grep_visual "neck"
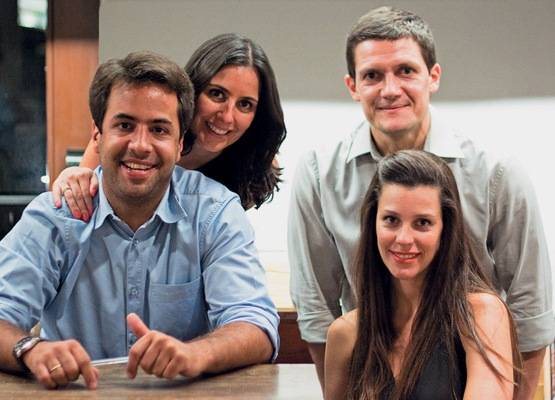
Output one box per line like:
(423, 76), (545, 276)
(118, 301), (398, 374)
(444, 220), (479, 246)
(392, 277), (424, 327)
(112, 204), (156, 232)
(105, 191), (164, 232)
(179, 143), (221, 170)
(371, 113), (431, 156)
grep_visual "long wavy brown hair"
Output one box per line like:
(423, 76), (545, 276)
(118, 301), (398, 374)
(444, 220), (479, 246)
(185, 33), (286, 209)
(347, 150), (521, 400)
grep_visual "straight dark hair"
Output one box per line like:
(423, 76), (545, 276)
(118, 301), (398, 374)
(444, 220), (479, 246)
(347, 150), (521, 399)
(185, 33), (286, 209)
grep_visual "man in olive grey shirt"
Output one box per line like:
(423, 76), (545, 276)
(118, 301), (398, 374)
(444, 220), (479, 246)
(288, 6), (553, 399)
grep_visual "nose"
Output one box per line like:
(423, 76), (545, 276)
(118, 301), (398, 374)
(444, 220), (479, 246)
(381, 74), (402, 98)
(217, 102), (234, 125)
(128, 127), (152, 155)
(395, 224), (414, 246)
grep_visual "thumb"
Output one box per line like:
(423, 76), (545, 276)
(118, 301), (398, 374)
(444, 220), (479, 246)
(127, 313), (150, 338)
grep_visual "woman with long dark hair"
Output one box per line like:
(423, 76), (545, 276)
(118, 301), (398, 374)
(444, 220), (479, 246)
(52, 33), (286, 215)
(324, 150), (520, 400)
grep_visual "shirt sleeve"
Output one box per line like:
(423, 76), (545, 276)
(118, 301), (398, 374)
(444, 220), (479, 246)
(287, 152), (346, 343)
(0, 194), (67, 332)
(200, 195), (280, 360)
(489, 157), (554, 352)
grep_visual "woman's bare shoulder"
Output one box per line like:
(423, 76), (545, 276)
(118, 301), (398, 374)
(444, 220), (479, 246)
(327, 310), (358, 344)
(465, 292), (510, 343)
(467, 292), (507, 318)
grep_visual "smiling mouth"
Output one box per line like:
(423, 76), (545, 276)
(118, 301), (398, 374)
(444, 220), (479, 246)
(377, 104), (408, 111)
(121, 161), (155, 171)
(390, 250), (420, 261)
(206, 121), (231, 136)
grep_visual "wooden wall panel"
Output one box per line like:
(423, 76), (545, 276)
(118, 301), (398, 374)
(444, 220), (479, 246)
(46, 0), (99, 187)
(275, 311), (312, 364)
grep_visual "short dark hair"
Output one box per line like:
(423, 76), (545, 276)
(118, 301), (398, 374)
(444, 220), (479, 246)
(185, 33), (286, 209)
(89, 51), (195, 142)
(346, 6), (437, 78)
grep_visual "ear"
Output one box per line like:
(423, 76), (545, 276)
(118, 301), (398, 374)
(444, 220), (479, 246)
(91, 122), (101, 154)
(177, 137), (183, 162)
(344, 74), (360, 102)
(429, 63), (441, 94)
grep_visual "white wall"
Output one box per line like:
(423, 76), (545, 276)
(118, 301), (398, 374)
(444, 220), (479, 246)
(249, 99), (555, 278)
(99, 0), (555, 296)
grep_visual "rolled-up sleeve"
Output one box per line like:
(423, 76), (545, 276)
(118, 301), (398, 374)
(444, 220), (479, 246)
(0, 194), (66, 332)
(287, 152), (345, 343)
(489, 157), (554, 352)
(201, 196), (280, 359)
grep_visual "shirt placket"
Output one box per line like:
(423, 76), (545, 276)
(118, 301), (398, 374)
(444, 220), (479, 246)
(126, 236), (145, 351)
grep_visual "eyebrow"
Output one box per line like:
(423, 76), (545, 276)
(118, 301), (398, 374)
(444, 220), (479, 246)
(380, 209), (437, 219)
(112, 113), (173, 125)
(206, 83), (259, 103)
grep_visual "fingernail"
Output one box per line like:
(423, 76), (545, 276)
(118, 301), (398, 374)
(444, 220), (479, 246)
(74, 211), (81, 219)
(55, 200), (61, 208)
(82, 212), (89, 222)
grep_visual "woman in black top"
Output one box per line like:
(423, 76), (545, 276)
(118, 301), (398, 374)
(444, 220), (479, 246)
(325, 150), (520, 400)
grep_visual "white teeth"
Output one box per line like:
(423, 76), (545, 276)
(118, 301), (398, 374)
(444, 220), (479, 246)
(125, 162), (151, 170)
(393, 252), (417, 259)
(207, 122), (229, 136)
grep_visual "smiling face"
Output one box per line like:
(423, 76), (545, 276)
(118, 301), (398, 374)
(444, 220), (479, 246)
(93, 82), (182, 213)
(376, 183), (443, 286)
(190, 65), (259, 161)
(345, 38), (441, 153)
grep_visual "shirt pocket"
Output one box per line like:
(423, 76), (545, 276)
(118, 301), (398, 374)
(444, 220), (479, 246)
(147, 277), (209, 341)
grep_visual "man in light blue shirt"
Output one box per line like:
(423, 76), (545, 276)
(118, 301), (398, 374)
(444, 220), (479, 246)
(0, 51), (278, 390)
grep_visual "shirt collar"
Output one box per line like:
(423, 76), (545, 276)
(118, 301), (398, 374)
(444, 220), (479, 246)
(423, 106), (465, 159)
(346, 120), (381, 163)
(345, 105), (464, 163)
(92, 167), (186, 230)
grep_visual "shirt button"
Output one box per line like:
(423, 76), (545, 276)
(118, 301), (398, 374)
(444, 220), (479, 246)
(128, 334), (137, 346)
(129, 287), (138, 297)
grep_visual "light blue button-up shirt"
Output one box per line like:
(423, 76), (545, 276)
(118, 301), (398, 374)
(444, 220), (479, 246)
(0, 166), (279, 360)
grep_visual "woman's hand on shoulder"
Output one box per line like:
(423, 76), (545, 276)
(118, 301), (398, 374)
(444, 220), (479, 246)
(324, 311), (358, 400)
(52, 166), (98, 221)
(463, 292), (515, 400)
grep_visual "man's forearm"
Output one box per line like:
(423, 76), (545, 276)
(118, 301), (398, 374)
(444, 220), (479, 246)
(516, 347), (547, 400)
(193, 322), (273, 374)
(0, 320), (30, 373)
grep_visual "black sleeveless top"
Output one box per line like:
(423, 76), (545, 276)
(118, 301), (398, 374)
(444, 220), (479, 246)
(380, 338), (467, 400)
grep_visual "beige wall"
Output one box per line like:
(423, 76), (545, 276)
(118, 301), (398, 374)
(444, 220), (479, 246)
(99, 0), (555, 101)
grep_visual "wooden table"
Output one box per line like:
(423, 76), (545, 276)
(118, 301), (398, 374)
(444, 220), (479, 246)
(0, 364), (322, 399)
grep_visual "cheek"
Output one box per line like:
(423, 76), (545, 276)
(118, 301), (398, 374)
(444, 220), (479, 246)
(376, 227), (390, 256)
(425, 231), (442, 258)
(194, 96), (215, 120)
(236, 113), (255, 136)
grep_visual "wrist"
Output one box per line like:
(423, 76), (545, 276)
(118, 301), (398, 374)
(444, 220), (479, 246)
(12, 336), (44, 373)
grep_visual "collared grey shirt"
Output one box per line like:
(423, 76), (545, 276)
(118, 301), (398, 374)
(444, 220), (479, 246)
(288, 107), (554, 352)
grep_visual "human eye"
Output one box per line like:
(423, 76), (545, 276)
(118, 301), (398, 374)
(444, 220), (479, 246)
(151, 125), (169, 136)
(237, 99), (256, 113)
(382, 215), (398, 225)
(207, 87), (226, 102)
(362, 70), (380, 82)
(414, 218), (432, 229)
(116, 121), (134, 132)
(399, 65), (415, 76)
